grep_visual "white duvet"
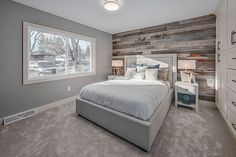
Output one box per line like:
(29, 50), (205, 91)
(80, 79), (170, 120)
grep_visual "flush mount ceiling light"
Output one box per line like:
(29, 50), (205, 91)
(104, 0), (119, 11)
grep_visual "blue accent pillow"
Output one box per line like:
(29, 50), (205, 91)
(130, 63), (160, 70)
(148, 64), (160, 69)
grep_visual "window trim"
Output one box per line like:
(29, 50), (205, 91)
(23, 22), (96, 85)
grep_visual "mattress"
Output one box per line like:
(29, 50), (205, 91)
(80, 79), (170, 120)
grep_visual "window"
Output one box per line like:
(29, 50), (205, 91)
(23, 22), (96, 84)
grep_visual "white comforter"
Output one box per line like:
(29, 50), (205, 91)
(80, 79), (170, 120)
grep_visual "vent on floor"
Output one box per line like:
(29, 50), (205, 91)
(3, 109), (36, 125)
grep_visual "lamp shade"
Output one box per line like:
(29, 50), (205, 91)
(112, 60), (123, 67)
(178, 60), (196, 70)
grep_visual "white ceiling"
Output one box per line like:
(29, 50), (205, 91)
(13, 0), (220, 34)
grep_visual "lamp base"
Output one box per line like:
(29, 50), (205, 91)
(112, 67), (123, 76)
(180, 71), (193, 83)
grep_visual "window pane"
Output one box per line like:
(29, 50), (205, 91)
(68, 37), (92, 74)
(24, 22), (95, 84)
(28, 28), (66, 79)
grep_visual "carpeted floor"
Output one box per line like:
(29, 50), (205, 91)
(0, 101), (236, 157)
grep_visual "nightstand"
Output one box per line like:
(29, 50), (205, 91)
(108, 75), (126, 80)
(175, 81), (199, 112)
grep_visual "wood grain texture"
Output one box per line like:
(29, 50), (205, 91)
(112, 14), (216, 102)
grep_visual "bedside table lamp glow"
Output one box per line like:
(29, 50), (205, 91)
(178, 60), (196, 83)
(112, 60), (124, 75)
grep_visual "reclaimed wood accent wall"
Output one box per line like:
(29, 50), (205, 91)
(112, 14), (216, 102)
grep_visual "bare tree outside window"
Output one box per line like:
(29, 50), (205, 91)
(68, 38), (91, 74)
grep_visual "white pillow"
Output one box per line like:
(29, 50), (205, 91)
(145, 69), (158, 80)
(124, 68), (136, 79)
(136, 65), (148, 72)
(132, 72), (145, 80)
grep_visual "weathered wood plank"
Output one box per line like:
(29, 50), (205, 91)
(113, 28), (215, 49)
(113, 23), (216, 42)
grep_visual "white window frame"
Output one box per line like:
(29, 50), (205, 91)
(23, 22), (96, 85)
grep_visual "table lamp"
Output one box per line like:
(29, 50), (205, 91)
(178, 60), (196, 83)
(112, 60), (124, 75)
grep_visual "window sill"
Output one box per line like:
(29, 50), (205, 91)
(23, 72), (96, 85)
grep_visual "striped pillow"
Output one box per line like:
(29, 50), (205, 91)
(158, 68), (168, 81)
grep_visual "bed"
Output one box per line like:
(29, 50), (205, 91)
(76, 54), (177, 151)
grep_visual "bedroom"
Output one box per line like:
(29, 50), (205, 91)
(0, 0), (236, 156)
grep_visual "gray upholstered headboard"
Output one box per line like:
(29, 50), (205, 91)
(124, 54), (177, 87)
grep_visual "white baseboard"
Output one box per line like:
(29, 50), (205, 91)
(0, 95), (79, 125)
(35, 95), (79, 114)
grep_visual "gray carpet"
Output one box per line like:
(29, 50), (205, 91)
(0, 101), (236, 157)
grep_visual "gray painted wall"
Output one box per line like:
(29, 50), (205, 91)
(0, 0), (112, 118)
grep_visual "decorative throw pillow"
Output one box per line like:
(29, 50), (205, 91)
(145, 69), (158, 80)
(124, 68), (136, 79)
(158, 68), (169, 81)
(148, 64), (160, 69)
(136, 64), (148, 72)
(132, 72), (145, 80)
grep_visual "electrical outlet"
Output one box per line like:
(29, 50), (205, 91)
(67, 86), (71, 92)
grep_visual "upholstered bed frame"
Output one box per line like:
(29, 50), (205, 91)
(76, 54), (177, 151)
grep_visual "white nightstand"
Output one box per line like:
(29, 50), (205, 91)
(175, 81), (199, 112)
(108, 75), (126, 80)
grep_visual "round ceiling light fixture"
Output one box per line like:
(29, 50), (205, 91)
(104, 0), (119, 11)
